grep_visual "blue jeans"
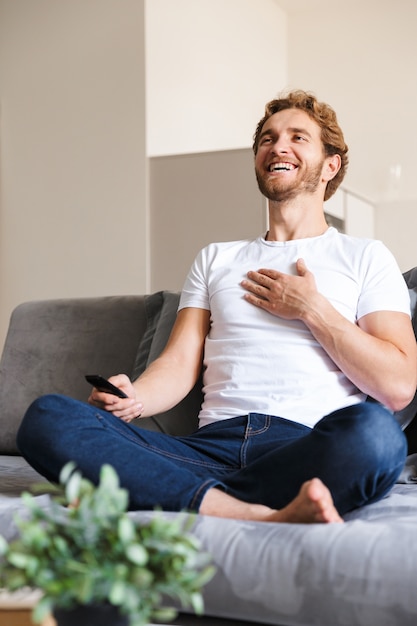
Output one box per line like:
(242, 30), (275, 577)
(17, 394), (407, 516)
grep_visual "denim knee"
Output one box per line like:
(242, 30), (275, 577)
(312, 402), (408, 512)
(18, 394), (45, 452)
(356, 402), (406, 469)
(17, 393), (76, 456)
(319, 401), (407, 475)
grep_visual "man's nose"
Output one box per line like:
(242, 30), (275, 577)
(271, 138), (289, 154)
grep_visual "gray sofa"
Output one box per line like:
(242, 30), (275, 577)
(2, 276), (417, 626)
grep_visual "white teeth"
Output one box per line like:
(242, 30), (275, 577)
(269, 163), (296, 172)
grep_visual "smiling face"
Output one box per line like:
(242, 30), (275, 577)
(254, 108), (335, 203)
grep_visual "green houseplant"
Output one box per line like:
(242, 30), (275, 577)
(0, 462), (215, 626)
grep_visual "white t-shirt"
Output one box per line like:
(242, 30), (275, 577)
(179, 228), (410, 428)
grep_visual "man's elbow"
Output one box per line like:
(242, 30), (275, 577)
(385, 380), (417, 413)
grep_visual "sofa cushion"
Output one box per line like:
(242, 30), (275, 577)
(130, 291), (202, 436)
(3, 485), (417, 625)
(0, 296), (148, 454)
(0, 455), (47, 497)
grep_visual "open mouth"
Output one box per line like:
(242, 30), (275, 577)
(268, 162), (297, 172)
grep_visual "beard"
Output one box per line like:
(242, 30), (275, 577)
(256, 158), (325, 203)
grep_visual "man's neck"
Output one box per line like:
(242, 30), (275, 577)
(266, 196), (328, 242)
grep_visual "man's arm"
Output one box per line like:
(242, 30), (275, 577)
(304, 306), (416, 412)
(242, 259), (417, 411)
(88, 307), (210, 422)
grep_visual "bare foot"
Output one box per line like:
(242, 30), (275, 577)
(199, 478), (343, 524)
(270, 478), (343, 524)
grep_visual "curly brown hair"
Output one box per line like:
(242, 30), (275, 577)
(252, 90), (348, 201)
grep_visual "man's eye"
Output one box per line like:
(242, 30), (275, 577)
(295, 135), (306, 142)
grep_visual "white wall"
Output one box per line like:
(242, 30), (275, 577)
(376, 200), (417, 272)
(279, 0), (417, 203)
(326, 188), (374, 239)
(3, 0), (414, 357)
(145, 0), (288, 293)
(0, 0), (148, 349)
(0, 0), (287, 352)
(277, 0), (417, 269)
(146, 0), (287, 156)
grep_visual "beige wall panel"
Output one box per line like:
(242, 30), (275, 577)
(0, 0), (147, 351)
(150, 149), (266, 292)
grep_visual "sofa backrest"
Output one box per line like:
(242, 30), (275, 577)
(397, 268), (417, 453)
(0, 291), (202, 456)
(2, 271), (417, 456)
(0, 296), (149, 454)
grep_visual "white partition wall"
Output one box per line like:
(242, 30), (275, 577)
(149, 149), (266, 292)
(145, 0), (287, 157)
(149, 152), (374, 293)
(325, 188), (375, 238)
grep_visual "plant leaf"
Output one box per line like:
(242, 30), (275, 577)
(190, 590), (204, 615)
(0, 534), (8, 555)
(126, 543), (148, 566)
(118, 516), (135, 544)
(32, 596), (53, 624)
(59, 461), (77, 486)
(65, 471), (82, 505)
(100, 464), (120, 491)
(109, 579), (127, 604)
(8, 552), (36, 570)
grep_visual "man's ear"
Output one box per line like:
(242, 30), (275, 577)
(322, 154), (341, 182)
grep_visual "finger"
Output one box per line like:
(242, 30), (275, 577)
(90, 389), (141, 415)
(241, 280), (269, 300)
(244, 273), (271, 294)
(88, 390), (115, 408)
(256, 268), (280, 280)
(112, 397), (142, 412)
(296, 258), (308, 275)
(90, 389), (119, 406)
(108, 373), (130, 387)
(114, 404), (143, 422)
(108, 373), (133, 396)
(243, 292), (271, 310)
(119, 414), (139, 423)
(246, 270), (274, 285)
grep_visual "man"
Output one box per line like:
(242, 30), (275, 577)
(17, 90), (417, 524)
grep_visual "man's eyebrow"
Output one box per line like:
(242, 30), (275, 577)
(290, 127), (313, 138)
(258, 126), (313, 140)
(259, 129), (274, 140)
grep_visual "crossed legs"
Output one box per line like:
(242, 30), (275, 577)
(17, 395), (406, 524)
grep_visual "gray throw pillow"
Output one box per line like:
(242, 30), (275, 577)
(130, 291), (202, 436)
(131, 291), (180, 380)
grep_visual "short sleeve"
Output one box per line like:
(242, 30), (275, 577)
(179, 246), (211, 311)
(357, 241), (411, 319)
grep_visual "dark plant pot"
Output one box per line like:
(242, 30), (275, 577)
(53, 603), (129, 626)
